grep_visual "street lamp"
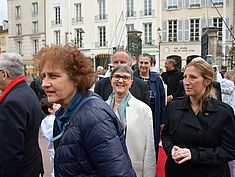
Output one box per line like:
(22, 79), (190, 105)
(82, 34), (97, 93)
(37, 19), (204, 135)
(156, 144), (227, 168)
(157, 27), (161, 71)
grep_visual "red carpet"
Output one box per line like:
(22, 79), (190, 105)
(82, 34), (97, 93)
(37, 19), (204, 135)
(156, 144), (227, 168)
(156, 147), (167, 177)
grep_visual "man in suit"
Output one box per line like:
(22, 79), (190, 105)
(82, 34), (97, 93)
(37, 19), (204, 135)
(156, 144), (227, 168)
(0, 53), (44, 177)
(94, 51), (150, 105)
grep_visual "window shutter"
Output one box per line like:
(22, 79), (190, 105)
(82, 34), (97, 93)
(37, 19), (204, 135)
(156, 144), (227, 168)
(178, 0), (183, 8)
(185, 0), (189, 8)
(162, 20), (168, 42)
(162, 0), (167, 9)
(201, 18), (206, 29)
(184, 19), (190, 41)
(201, 0), (206, 7)
(226, 17), (230, 40)
(178, 20), (183, 41)
(208, 18), (213, 27)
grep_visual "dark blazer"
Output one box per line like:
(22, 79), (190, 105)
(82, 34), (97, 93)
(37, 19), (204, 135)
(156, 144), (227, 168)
(94, 76), (150, 105)
(133, 70), (166, 150)
(0, 82), (44, 177)
(161, 68), (183, 97)
(162, 96), (235, 177)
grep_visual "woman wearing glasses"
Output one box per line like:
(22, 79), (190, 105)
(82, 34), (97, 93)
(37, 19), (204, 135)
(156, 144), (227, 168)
(106, 65), (156, 177)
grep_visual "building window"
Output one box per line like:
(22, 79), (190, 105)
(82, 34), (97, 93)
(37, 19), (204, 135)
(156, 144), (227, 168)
(144, 0), (152, 15)
(32, 21), (38, 34)
(127, 0), (134, 17)
(190, 19), (200, 41)
(167, 0), (178, 9)
(213, 18), (222, 40)
(190, 0), (200, 7)
(32, 40), (39, 54)
(99, 26), (106, 47)
(98, 0), (106, 20)
(55, 6), (61, 24)
(75, 28), (84, 47)
(16, 24), (22, 35)
(144, 23), (152, 44)
(54, 30), (61, 45)
(126, 24), (134, 32)
(15, 6), (21, 19)
(74, 3), (82, 22)
(168, 20), (177, 42)
(32, 2), (38, 16)
(17, 41), (22, 55)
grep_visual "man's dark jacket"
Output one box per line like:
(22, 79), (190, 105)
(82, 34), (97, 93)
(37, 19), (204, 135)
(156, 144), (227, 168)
(94, 76), (150, 105)
(161, 68), (183, 97)
(0, 82), (44, 177)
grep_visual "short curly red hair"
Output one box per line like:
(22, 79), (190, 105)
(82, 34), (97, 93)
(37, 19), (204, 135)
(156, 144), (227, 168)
(34, 45), (95, 92)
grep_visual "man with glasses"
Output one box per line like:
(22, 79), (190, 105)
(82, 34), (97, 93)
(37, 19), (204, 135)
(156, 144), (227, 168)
(94, 51), (150, 105)
(0, 53), (44, 177)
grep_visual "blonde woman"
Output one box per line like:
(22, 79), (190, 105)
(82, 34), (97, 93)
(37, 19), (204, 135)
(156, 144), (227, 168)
(162, 60), (235, 177)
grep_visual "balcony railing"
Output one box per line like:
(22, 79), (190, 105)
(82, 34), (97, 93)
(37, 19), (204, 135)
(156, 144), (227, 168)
(32, 11), (38, 16)
(51, 19), (62, 27)
(75, 42), (84, 48)
(168, 5), (178, 9)
(95, 41), (108, 48)
(140, 10), (155, 17)
(72, 17), (84, 24)
(190, 3), (200, 8)
(213, 2), (223, 5)
(32, 29), (38, 34)
(16, 30), (22, 36)
(143, 40), (156, 46)
(15, 14), (21, 19)
(95, 14), (108, 22)
(127, 11), (137, 18)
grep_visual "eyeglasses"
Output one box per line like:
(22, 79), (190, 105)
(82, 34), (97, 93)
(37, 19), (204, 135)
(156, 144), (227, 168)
(112, 74), (131, 82)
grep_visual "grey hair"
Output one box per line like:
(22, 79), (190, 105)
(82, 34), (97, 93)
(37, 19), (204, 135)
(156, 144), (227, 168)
(111, 65), (133, 79)
(166, 59), (177, 66)
(0, 53), (24, 78)
(112, 51), (133, 65)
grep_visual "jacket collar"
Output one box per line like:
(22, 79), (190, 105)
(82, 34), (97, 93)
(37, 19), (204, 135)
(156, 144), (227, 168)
(177, 96), (218, 113)
(175, 96), (217, 130)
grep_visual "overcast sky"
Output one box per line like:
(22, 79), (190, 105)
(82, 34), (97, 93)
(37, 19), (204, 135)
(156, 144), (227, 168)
(0, 0), (7, 25)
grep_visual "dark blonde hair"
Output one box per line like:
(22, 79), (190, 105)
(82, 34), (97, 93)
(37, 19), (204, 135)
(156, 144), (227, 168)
(224, 70), (235, 81)
(34, 45), (95, 93)
(185, 60), (217, 111)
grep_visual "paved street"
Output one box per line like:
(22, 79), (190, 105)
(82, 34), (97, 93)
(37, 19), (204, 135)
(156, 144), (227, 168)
(39, 130), (52, 177)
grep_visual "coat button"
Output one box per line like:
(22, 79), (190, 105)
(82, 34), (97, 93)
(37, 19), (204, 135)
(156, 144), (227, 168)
(199, 130), (204, 134)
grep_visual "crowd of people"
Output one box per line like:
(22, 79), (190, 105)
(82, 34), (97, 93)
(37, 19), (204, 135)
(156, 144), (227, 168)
(0, 45), (235, 177)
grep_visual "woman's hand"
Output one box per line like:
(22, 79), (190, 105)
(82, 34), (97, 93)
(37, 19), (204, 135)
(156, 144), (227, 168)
(171, 146), (192, 164)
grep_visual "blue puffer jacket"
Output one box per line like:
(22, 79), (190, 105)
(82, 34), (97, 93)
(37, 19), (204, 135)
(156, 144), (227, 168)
(53, 91), (136, 177)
